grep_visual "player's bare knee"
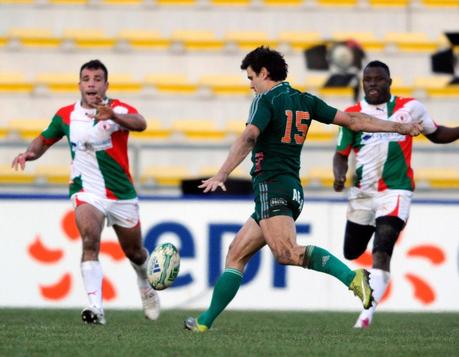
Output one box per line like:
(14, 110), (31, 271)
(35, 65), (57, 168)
(82, 236), (100, 255)
(118, 241), (144, 264)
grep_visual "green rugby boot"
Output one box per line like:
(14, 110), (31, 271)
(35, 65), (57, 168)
(349, 269), (374, 309)
(184, 317), (208, 333)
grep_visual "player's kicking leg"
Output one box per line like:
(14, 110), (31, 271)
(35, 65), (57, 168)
(261, 216), (374, 310)
(304, 245), (374, 309)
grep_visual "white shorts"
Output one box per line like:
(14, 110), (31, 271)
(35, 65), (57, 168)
(71, 192), (140, 228)
(346, 187), (412, 226)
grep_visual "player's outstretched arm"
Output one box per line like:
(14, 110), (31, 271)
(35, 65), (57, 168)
(333, 152), (348, 192)
(425, 125), (459, 144)
(11, 136), (50, 171)
(333, 110), (423, 136)
(199, 124), (259, 193)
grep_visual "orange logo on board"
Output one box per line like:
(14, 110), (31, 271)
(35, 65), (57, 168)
(354, 234), (446, 305)
(27, 210), (125, 301)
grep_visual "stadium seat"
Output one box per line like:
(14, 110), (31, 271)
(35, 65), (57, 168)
(0, 72), (34, 93)
(0, 34), (6, 48)
(7, 119), (49, 140)
(415, 167), (459, 189)
(425, 85), (459, 97)
(198, 165), (248, 178)
(299, 175), (311, 187)
(0, 164), (36, 185)
(102, 0), (145, 4)
(35, 165), (70, 185)
(224, 31), (278, 51)
(141, 165), (191, 187)
(305, 167), (335, 187)
(199, 74), (250, 95)
(414, 75), (451, 89)
(62, 29), (116, 49)
(210, 0), (251, 6)
(35, 73), (78, 93)
(421, 0), (459, 6)
(278, 31), (322, 52)
(316, 0), (358, 6)
(225, 119), (246, 136)
(262, 0), (304, 6)
(414, 76), (459, 97)
(130, 119), (173, 140)
(171, 119), (226, 140)
(307, 122), (338, 142)
(330, 32), (385, 52)
(286, 76), (306, 93)
(144, 73), (198, 94)
(117, 29), (171, 49)
(0, 0), (34, 3)
(108, 74), (143, 93)
(368, 0), (410, 6)
(391, 76), (414, 97)
(0, 125), (8, 139)
(383, 32), (439, 52)
(155, 0), (198, 5)
(7, 28), (61, 48)
(171, 30), (224, 51)
(318, 86), (354, 97)
(301, 74), (328, 91)
(48, 0), (88, 4)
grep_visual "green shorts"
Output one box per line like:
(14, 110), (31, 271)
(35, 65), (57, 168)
(251, 175), (304, 223)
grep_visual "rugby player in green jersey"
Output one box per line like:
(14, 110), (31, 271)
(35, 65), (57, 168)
(184, 47), (422, 332)
(333, 60), (459, 328)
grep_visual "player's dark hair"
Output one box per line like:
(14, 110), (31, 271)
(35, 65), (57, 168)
(240, 46), (288, 81)
(364, 60), (390, 77)
(80, 59), (108, 82)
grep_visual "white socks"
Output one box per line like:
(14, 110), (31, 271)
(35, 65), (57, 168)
(356, 268), (390, 324)
(130, 250), (151, 290)
(81, 260), (104, 312)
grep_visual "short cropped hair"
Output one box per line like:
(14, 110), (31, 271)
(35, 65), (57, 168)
(80, 59), (108, 81)
(240, 46), (288, 81)
(364, 60), (390, 77)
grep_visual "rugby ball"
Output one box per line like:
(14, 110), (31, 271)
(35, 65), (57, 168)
(147, 243), (180, 290)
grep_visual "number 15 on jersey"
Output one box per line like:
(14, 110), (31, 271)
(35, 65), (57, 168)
(281, 110), (310, 145)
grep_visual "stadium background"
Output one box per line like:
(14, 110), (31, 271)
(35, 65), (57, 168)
(0, 0), (458, 312)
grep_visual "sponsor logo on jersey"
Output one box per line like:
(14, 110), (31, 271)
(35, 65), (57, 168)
(361, 132), (406, 144)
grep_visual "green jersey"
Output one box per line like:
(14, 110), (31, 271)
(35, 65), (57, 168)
(247, 82), (337, 182)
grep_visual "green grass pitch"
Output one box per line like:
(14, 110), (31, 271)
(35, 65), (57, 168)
(1, 309), (457, 356)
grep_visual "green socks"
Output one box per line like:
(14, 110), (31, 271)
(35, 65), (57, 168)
(304, 245), (355, 286)
(197, 268), (243, 328)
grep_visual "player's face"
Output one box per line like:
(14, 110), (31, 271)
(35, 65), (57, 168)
(362, 67), (392, 105)
(246, 66), (269, 94)
(79, 68), (109, 108)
